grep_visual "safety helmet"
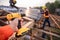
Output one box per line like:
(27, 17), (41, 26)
(13, 0), (16, 3)
(42, 6), (47, 10)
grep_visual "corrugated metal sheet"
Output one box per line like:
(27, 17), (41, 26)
(25, 9), (42, 21)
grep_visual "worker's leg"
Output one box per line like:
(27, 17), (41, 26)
(13, 3), (19, 9)
(10, 3), (14, 8)
(11, 3), (14, 7)
(13, 3), (15, 6)
(10, 3), (13, 7)
(47, 18), (51, 27)
(42, 19), (47, 29)
(42, 33), (46, 38)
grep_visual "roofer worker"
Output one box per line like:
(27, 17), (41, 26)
(9, 0), (19, 10)
(41, 8), (51, 38)
(42, 8), (51, 29)
(0, 13), (22, 40)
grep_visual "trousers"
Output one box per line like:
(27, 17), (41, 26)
(42, 18), (51, 29)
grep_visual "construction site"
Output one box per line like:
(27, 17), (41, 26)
(0, 0), (60, 40)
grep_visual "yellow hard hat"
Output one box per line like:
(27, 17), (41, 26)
(13, 0), (16, 1)
(13, 0), (16, 3)
(7, 13), (21, 21)
(42, 6), (47, 10)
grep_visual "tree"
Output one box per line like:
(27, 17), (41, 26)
(34, 7), (40, 9)
(46, 2), (55, 14)
(54, 1), (60, 8)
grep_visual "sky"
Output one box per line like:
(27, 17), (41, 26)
(0, 0), (55, 8)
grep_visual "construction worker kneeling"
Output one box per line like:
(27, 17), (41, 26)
(42, 8), (51, 29)
(0, 13), (22, 40)
(7, 13), (31, 38)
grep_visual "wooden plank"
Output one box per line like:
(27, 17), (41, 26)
(0, 16), (6, 18)
(0, 20), (7, 26)
(52, 15), (60, 22)
(35, 28), (60, 38)
(50, 14), (60, 29)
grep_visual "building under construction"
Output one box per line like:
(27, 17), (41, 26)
(0, 0), (60, 40)
(0, 7), (60, 40)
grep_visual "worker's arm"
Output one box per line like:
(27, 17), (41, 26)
(0, 18), (21, 40)
(0, 25), (14, 40)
